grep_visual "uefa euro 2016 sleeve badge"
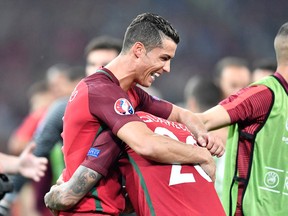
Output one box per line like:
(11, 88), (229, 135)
(114, 98), (134, 115)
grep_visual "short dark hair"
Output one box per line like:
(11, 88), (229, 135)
(27, 80), (49, 99)
(122, 12), (179, 53)
(66, 66), (86, 81)
(184, 76), (221, 112)
(214, 56), (249, 81)
(84, 36), (122, 57)
(46, 64), (84, 82)
(252, 58), (277, 72)
(46, 63), (70, 79)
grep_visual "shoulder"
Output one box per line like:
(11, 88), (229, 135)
(220, 85), (272, 106)
(220, 85), (273, 123)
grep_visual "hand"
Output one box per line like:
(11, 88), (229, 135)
(198, 132), (225, 157)
(18, 143), (48, 181)
(199, 152), (216, 182)
(43, 174), (64, 213)
(44, 184), (61, 212)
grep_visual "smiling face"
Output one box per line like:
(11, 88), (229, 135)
(136, 37), (177, 87)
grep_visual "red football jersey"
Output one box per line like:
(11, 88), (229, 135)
(119, 112), (226, 216)
(60, 68), (172, 215)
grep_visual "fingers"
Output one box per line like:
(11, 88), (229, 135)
(205, 134), (225, 157)
(197, 135), (207, 147)
(32, 168), (46, 182)
(29, 156), (48, 182)
(38, 157), (49, 169)
(208, 143), (225, 157)
(33, 175), (41, 182)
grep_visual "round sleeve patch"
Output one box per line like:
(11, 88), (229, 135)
(114, 98), (134, 115)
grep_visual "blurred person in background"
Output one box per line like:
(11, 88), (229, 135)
(213, 56), (251, 100)
(211, 57), (252, 200)
(184, 75), (221, 113)
(197, 22), (288, 215)
(85, 35), (122, 76)
(251, 58), (277, 82)
(183, 75), (225, 200)
(46, 64), (75, 98)
(6, 80), (54, 216)
(8, 80), (55, 156)
(1, 65), (85, 216)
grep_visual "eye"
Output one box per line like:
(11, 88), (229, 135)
(161, 56), (170, 61)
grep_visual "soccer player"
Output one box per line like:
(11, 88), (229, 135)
(61, 11), (223, 180)
(45, 112), (224, 216)
(119, 112), (225, 215)
(197, 22), (288, 215)
(44, 12), (224, 215)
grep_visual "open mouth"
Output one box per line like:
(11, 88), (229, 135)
(151, 72), (160, 81)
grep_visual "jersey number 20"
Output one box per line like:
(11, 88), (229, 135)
(154, 127), (212, 186)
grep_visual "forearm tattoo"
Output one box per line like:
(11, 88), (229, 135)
(71, 167), (98, 194)
(46, 166), (100, 211)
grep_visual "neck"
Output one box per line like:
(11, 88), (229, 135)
(276, 65), (288, 82)
(106, 55), (137, 92)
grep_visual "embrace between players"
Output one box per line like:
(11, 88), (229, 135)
(44, 12), (225, 216)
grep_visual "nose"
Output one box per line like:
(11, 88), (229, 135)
(163, 61), (171, 73)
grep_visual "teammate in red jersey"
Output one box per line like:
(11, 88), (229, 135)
(119, 112), (225, 216)
(45, 111), (224, 216)
(197, 22), (288, 215)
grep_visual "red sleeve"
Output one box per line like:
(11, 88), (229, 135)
(81, 130), (122, 177)
(219, 85), (273, 124)
(88, 81), (142, 135)
(132, 86), (173, 119)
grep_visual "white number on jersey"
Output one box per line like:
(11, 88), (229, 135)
(154, 127), (212, 186)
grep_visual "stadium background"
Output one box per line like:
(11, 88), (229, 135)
(0, 0), (287, 152)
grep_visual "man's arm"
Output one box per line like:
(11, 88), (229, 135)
(33, 99), (67, 157)
(117, 121), (215, 167)
(44, 165), (102, 211)
(0, 143), (47, 181)
(196, 105), (231, 131)
(168, 104), (226, 157)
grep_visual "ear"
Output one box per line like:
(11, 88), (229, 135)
(132, 42), (145, 58)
